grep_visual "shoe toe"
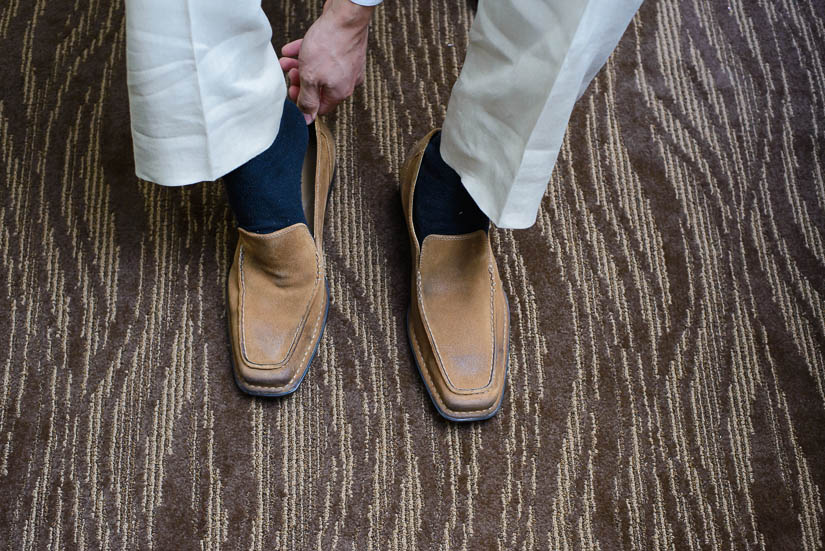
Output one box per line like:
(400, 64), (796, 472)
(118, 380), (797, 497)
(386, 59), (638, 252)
(228, 225), (328, 396)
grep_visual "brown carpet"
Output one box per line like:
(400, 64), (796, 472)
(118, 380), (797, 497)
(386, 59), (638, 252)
(2, 0), (825, 549)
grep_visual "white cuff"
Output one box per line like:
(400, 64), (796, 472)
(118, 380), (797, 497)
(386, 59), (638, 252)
(349, 0), (382, 5)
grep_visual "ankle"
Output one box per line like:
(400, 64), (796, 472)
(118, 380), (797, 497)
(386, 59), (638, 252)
(413, 131), (489, 244)
(224, 100), (309, 233)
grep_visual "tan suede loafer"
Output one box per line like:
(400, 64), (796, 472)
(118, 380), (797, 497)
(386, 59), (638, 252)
(227, 118), (335, 396)
(400, 129), (509, 421)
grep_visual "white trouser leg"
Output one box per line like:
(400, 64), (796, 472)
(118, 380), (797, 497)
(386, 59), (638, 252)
(441, 0), (643, 229)
(125, 0), (286, 186)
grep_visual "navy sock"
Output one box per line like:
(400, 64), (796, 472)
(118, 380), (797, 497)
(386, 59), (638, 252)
(413, 131), (489, 244)
(223, 100), (308, 234)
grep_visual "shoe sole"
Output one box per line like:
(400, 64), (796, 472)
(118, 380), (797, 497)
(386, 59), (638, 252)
(404, 294), (510, 422)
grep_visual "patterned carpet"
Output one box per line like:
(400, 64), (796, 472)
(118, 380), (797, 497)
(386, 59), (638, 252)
(2, 0), (825, 549)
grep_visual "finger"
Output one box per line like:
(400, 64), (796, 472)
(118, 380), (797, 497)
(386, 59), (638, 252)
(296, 80), (320, 124)
(281, 39), (302, 58)
(288, 68), (299, 86)
(318, 89), (345, 116)
(279, 57), (299, 72)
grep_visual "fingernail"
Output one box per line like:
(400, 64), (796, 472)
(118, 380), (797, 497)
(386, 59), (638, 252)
(303, 113), (314, 125)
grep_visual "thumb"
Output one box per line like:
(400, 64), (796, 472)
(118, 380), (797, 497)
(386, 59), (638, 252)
(281, 38), (302, 59)
(296, 79), (320, 124)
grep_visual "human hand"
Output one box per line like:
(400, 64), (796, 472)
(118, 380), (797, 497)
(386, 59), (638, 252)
(279, 0), (374, 124)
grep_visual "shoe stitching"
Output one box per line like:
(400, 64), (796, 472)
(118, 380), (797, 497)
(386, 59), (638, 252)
(239, 223), (304, 240)
(489, 262), (496, 377)
(422, 232), (485, 243)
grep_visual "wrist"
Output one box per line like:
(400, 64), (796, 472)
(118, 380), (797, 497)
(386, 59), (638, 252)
(328, 0), (374, 29)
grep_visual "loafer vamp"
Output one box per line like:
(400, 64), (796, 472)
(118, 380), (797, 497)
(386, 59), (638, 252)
(410, 236), (508, 419)
(239, 225), (320, 366)
(419, 232), (495, 391)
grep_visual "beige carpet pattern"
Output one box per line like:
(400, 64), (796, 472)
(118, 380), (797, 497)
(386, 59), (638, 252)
(1, 0), (824, 549)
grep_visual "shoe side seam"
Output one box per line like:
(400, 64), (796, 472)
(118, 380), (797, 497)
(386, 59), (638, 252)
(488, 261), (495, 381)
